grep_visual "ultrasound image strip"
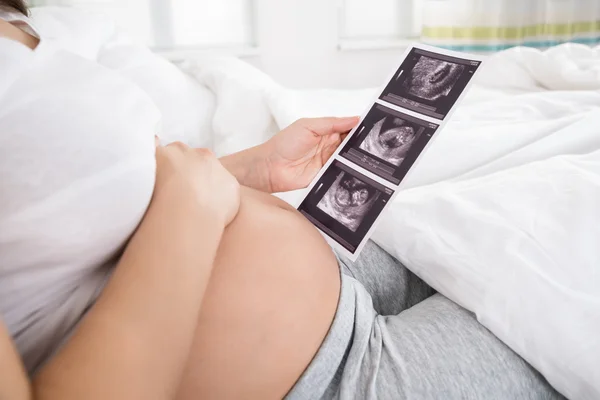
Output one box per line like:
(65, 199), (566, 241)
(339, 103), (440, 186)
(379, 47), (482, 120)
(298, 160), (394, 256)
(298, 44), (483, 260)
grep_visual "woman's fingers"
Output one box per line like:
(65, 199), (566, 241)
(320, 133), (344, 164)
(300, 116), (360, 136)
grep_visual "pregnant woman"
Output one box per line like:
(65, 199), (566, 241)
(0, 2), (562, 399)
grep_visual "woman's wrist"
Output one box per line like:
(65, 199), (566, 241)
(220, 144), (272, 192)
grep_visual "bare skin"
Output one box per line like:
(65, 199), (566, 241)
(0, 15), (38, 50)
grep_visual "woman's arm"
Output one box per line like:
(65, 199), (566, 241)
(0, 188), (221, 400)
(0, 321), (31, 400)
(0, 19), (39, 50)
(31, 144), (239, 400)
(220, 117), (358, 193)
(220, 145), (268, 191)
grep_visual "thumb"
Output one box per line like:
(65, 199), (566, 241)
(302, 116), (360, 136)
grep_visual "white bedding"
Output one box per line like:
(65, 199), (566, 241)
(30, 7), (600, 400)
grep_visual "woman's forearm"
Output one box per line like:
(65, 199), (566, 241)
(34, 189), (223, 400)
(220, 145), (272, 192)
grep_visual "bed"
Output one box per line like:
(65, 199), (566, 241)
(31, 6), (600, 400)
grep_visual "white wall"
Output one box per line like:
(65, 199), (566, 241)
(33, 0), (406, 89)
(243, 0), (408, 89)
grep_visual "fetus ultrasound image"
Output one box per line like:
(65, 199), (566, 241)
(380, 48), (481, 120)
(359, 115), (419, 167)
(340, 104), (439, 185)
(317, 173), (380, 232)
(404, 57), (465, 102)
(298, 161), (394, 254)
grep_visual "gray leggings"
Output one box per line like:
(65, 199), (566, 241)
(287, 241), (563, 400)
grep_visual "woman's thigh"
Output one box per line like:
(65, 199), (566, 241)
(339, 293), (563, 400)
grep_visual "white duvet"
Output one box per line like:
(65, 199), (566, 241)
(31, 7), (600, 400)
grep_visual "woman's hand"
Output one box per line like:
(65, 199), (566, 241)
(263, 117), (359, 193)
(219, 116), (359, 193)
(155, 141), (240, 226)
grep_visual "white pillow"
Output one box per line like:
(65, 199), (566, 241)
(30, 6), (216, 148)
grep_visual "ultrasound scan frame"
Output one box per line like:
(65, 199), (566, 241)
(339, 104), (440, 185)
(298, 160), (394, 254)
(379, 48), (481, 120)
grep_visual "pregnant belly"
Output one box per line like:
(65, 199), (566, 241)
(177, 186), (341, 400)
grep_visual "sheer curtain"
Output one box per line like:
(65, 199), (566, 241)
(419, 0), (600, 52)
(29, 0), (255, 49)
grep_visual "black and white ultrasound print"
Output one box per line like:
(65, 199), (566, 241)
(379, 47), (482, 120)
(317, 172), (381, 232)
(339, 103), (439, 186)
(298, 160), (395, 258)
(358, 116), (419, 167)
(298, 45), (483, 260)
(402, 56), (466, 102)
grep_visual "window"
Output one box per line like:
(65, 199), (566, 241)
(30, 0), (255, 50)
(339, 0), (423, 49)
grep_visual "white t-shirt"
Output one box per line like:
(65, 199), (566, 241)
(0, 8), (160, 373)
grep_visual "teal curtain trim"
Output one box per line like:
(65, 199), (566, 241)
(424, 36), (600, 52)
